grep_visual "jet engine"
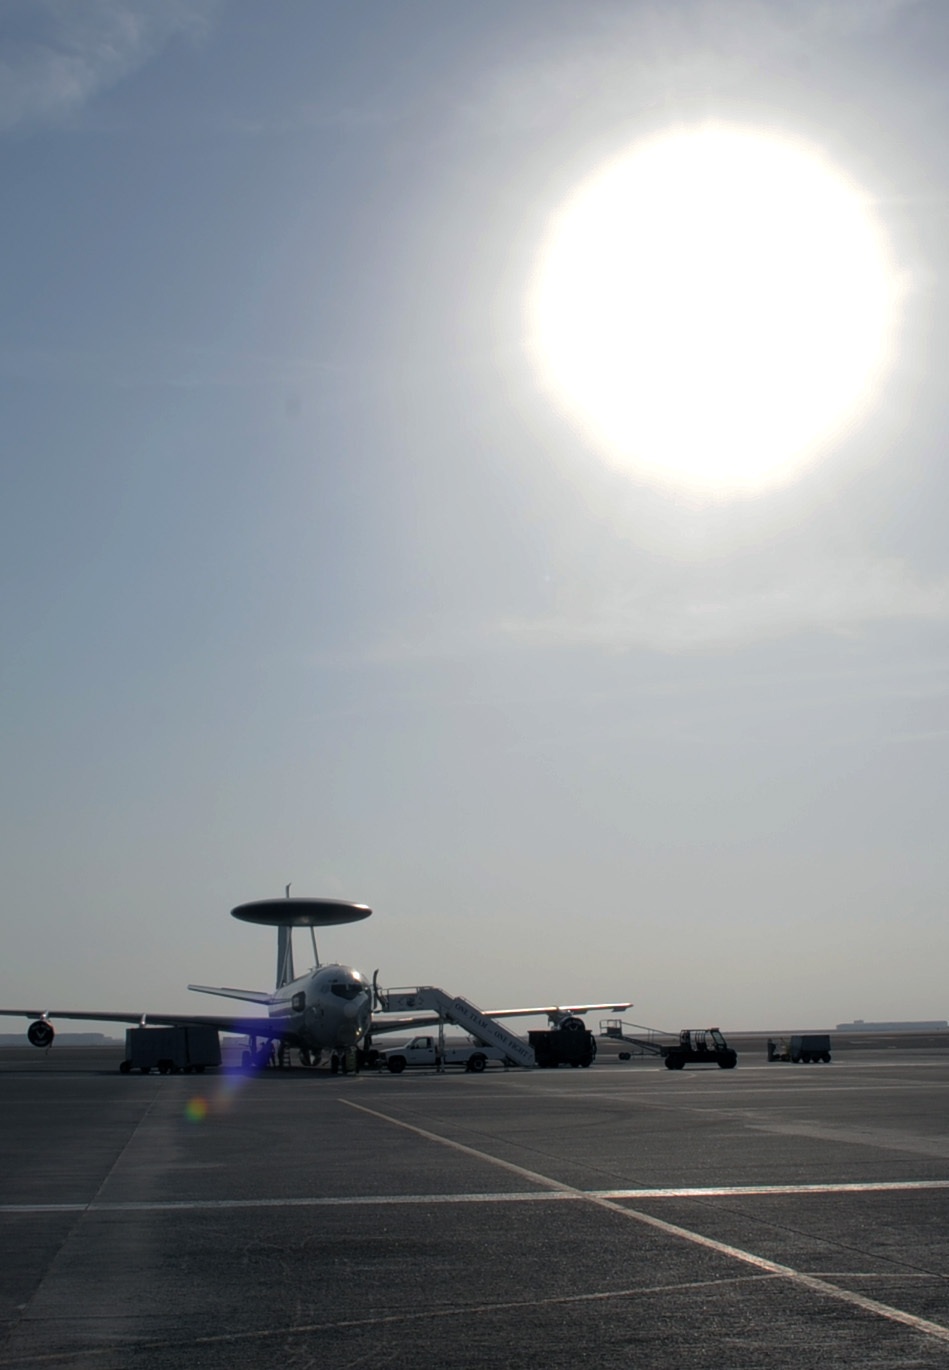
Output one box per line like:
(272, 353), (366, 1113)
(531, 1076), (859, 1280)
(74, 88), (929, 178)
(27, 1020), (55, 1049)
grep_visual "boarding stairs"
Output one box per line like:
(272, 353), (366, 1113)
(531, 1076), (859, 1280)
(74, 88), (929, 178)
(600, 1019), (667, 1057)
(377, 987), (536, 1068)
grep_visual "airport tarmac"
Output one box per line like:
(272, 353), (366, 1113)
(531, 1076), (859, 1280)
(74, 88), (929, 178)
(2, 1040), (949, 1368)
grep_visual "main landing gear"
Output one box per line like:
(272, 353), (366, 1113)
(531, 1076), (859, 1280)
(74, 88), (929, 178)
(330, 1048), (360, 1075)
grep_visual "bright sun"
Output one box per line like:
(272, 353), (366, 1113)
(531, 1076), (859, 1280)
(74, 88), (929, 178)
(527, 124), (900, 496)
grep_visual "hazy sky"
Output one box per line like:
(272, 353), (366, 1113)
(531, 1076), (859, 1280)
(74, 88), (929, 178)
(3, 0), (949, 1032)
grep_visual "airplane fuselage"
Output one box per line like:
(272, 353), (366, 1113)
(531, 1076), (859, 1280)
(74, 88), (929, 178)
(269, 963), (372, 1055)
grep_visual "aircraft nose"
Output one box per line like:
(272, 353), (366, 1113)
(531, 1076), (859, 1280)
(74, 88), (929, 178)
(337, 992), (371, 1045)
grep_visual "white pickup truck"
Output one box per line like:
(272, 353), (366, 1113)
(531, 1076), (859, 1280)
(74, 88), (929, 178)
(380, 1034), (508, 1074)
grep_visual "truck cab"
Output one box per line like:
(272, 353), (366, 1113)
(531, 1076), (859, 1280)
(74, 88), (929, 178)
(379, 1035), (508, 1074)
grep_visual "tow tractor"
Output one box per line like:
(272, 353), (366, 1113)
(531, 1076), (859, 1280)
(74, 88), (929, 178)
(663, 1027), (737, 1070)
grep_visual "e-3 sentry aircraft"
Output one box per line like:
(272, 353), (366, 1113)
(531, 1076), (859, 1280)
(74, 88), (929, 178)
(0, 897), (632, 1071)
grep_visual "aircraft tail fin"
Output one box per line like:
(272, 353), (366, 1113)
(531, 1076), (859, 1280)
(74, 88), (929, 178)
(187, 984), (275, 1005)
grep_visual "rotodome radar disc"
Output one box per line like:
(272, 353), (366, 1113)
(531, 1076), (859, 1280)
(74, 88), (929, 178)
(231, 898), (372, 927)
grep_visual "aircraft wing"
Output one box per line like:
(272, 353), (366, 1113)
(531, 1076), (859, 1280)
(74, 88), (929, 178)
(370, 1015), (439, 1035)
(0, 1008), (297, 1040)
(369, 1002), (633, 1035)
(482, 1002), (633, 1019)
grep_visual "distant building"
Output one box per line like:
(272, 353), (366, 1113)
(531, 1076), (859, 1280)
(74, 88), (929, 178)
(835, 1020), (948, 1031)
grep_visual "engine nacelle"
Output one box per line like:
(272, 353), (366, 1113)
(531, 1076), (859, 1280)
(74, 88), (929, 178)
(27, 1020), (55, 1049)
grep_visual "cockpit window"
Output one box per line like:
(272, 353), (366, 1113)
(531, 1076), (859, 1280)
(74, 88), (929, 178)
(330, 982), (366, 1000)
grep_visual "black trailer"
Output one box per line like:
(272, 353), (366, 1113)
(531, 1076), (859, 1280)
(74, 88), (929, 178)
(767, 1034), (832, 1063)
(121, 1026), (221, 1075)
(529, 1019), (597, 1068)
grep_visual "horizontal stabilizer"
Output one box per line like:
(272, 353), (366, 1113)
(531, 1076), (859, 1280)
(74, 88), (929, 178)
(187, 984), (274, 1005)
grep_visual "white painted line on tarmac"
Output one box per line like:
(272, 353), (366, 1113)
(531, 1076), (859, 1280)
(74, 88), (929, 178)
(343, 1099), (949, 1348)
(1, 1269), (947, 1367)
(4, 1176), (949, 1214)
(0, 1192), (573, 1213)
(0, 1275), (788, 1365)
(594, 1180), (949, 1198)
